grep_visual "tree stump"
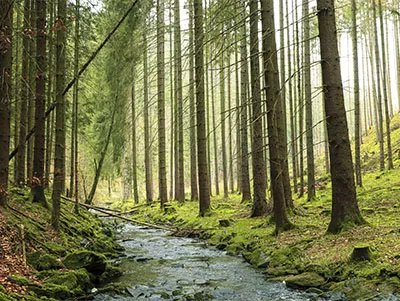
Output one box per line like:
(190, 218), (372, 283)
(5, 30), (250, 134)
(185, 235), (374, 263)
(351, 245), (371, 261)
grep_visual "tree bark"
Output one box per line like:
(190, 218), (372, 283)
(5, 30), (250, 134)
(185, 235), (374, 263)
(316, 0), (365, 234)
(157, 0), (168, 208)
(131, 66), (139, 204)
(220, 54), (228, 199)
(249, 0), (267, 217)
(52, 0), (67, 230)
(0, 0), (13, 206)
(260, 0), (293, 233)
(194, 0), (211, 216)
(32, 0), (47, 207)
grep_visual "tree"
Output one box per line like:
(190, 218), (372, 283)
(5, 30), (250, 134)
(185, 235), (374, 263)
(316, 0), (365, 234)
(260, 0), (293, 233)
(31, 0), (48, 207)
(131, 66), (139, 204)
(194, 0), (210, 216)
(52, 0), (67, 230)
(188, 0), (199, 201)
(240, 3), (251, 202)
(174, 0), (185, 203)
(0, 0), (13, 206)
(351, 0), (362, 187)
(157, 0), (168, 208)
(249, 0), (268, 217)
(219, 52), (228, 199)
(303, 0), (315, 201)
(143, 23), (153, 204)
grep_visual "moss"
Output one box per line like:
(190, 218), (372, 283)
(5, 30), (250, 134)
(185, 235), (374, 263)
(0, 285), (3, 292)
(8, 275), (29, 286)
(285, 272), (326, 289)
(0, 292), (11, 301)
(98, 265), (122, 285)
(27, 252), (62, 271)
(43, 242), (66, 257)
(31, 283), (73, 300)
(63, 250), (107, 275)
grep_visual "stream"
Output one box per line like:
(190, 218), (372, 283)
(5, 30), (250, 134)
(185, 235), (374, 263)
(95, 223), (323, 301)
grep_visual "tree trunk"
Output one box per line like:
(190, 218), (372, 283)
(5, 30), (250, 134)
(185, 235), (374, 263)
(303, 0), (315, 201)
(13, 3), (21, 184)
(131, 66), (139, 204)
(249, 0), (267, 217)
(220, 55), (228, 198)
(0, 0), (13, 206)
(372, 0), (385, 170)
(32, 0), (47, 207)
(240, 9), (251, 202)
(234, 12), (241, 194)
(194, 0), (211, 216)
(168, 0), (174, 200)
(260, 0), (293, 233)
(351, 0), (362, 187)
(211, 60), (220, 195)
(52, 0), (67, 230)
(143, 26), (153, 204)
(378, 0), (393, 169)
(157, 0), (168, 208)
(17, 0), (31, 187)
(316, 0), (365, 234)
(395, 14), (400, 115)
(227, 56), (234, 194)
(188, 0), (199, 201)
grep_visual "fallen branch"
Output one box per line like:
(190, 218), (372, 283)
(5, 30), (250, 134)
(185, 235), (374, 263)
(61, 196), (172, 231)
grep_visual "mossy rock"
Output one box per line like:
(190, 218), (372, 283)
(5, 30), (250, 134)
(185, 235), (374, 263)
(27, 252), (62, 271)
(63, 250), (107, 275)
(31, 283), (73, 300)
(45, 269), (91, 292)
(98, 265), (122, 285)
(285, 272), (325, 289)
(267, 267), (298, 277)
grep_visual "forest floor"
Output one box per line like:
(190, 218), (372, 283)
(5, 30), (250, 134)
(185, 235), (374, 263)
(112, 113), (400, 300)
(0, 190), (126, 300)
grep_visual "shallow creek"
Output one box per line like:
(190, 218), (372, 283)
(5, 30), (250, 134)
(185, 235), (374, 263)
(96, 223), (321, 300)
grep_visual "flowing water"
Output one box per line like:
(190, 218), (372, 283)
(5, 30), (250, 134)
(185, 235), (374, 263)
(96, 223), (322, 301)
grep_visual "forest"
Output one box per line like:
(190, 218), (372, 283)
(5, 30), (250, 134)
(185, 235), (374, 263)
(0, 0), (400, 300)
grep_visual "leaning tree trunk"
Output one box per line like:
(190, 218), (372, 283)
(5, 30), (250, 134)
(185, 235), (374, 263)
(157, 0), (168, 208)
(249, 0), (268, 217)
(52, 0), (67, 231)
(194, 0), (211, 216)
(316, 0), (365, 234)
(0, 0), (13, 206)
(32, 0), (48, 207)
(260, 0), (293, 233)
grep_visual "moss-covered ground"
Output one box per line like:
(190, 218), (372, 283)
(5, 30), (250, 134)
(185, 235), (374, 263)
(113, 113), (400, 300)
(0, 189), (125, 300)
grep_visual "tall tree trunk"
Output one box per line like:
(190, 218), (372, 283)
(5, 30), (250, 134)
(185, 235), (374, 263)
(188, 0), (199, 201)
(316, 0), (365, 234)
(0, 0), (13, 206)
(168, 0), (174, 200)
(351, 0), (362, 187)
(211, 60), (220, 195)
(227, 56), (234, 194)
(194, 0), (210, 216)
(158, 0), (168, 208)
(73, 0), (80, 213)
(45, 0), (55, 187)
(13, 3), (21, 184)
(378, 0), (393, 169)
(372, 0), (385, 170)
(260, 0), (293, 233)
(279, 0), (293, 209)
(395, 14), (400, 114)
(131, 66), (139, 204)
(249, 0), (267, 217)
(174, 0), (185, 202)
(52, 0), (67, 230)
(220, 54), (228, 198)
(303, 0), (315, 201)
(32, 0), (47, 206)
(234, 12), (241, 194)
(17, 0), (30, 187)
(286, 0), (297, 193)
(143, 26), (153, 204)
(240, 15), (251, 202)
